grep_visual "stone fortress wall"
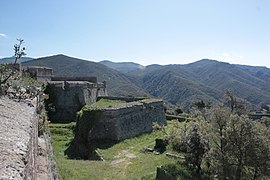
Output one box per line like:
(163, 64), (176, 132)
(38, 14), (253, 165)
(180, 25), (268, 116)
(88, 99), (166, 141)
(45, 77), (107, 123)
(71, 98), (167, 159)
(23, 65), (108, 123)
(23, 66), (53, 81)
(0, 96), (58, 180)
(0, 97), (37, 180)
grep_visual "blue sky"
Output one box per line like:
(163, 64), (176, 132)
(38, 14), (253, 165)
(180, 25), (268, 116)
(1, 0), (270, 67)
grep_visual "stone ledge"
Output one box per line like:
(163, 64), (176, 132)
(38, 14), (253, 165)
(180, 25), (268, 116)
(0, 97), (37, 180)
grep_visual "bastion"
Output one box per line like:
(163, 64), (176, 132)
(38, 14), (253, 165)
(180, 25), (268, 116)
(45, 78), (107, 123)
(68, 98), (166, 159)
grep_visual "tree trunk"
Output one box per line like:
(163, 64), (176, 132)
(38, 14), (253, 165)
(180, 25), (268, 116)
(253, 168), (258, 180)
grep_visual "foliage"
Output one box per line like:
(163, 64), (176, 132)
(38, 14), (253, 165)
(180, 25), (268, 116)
(0, 39), (26, 88)
(166, 91), (270, 180)
(159, 162), (210, 180)
(153, 120), (191, 153)
(223, 89), (250, 115)
(185, 124), (209, 178)
(259, 116), (270, 127)
(204, 107), (270, 179)
(0, 39), (42, 100)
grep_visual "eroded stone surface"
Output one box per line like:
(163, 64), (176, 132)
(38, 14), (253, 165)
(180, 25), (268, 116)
(0, 97), (35, 180)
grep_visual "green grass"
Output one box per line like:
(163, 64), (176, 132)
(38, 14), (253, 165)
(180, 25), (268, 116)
(49, 121), (182, 180)
(90, 98), (126, 108)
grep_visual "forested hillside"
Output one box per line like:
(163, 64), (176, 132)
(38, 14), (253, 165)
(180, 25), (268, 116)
(104, 59), (270, 109)
(22, 55), (147, 97)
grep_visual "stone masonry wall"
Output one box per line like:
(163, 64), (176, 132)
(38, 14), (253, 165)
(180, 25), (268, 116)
(45, 81), (107, 123)
(0, 97), (37, 180)
(71, 99), (166, 159)
(88, 99), (167, 141)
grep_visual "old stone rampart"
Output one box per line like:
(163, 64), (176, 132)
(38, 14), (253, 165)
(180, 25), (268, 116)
(0, 96), (59, 180)
(88, 99), (166, 141)
(97, 96), (147, 102)
(0, 97), (37, 179)
(45, 81), (107, 123)
(23, 66), (53, 81)
(69, 99), (166, 159)
(51, 76), (97, 83)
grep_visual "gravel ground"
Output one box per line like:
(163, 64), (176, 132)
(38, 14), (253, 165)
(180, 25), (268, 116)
(0, 97), (35, 180)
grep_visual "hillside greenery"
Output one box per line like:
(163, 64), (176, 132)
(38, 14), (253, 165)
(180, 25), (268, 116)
(89, 98), (126, 108)
(124, 59), (270, 110)
(22, 55), (270, 110)
(22, 54), (147, 97)
(99, 60), (145, 74)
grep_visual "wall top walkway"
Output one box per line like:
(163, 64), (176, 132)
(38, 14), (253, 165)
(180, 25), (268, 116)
(0, 97), (36, 180)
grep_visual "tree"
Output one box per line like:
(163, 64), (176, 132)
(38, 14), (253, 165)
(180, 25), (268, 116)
(244, 122), (270, 179)
(185, 123), (209, 178)
(207, 109), (270, 179)
(0, 39), (26, 93)
(223, 90), (249, 115)
(207, 106), (232, 179)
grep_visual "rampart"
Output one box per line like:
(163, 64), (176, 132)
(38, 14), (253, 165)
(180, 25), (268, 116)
(51, 76), (97, 83)
(97, 96), (147, 102)
(23, 66), (53, 81)
(45, 81), (107, 123)
(0, 97), (37, 179)
(69, 99), (166, 159)
(0, 96), (58, 180)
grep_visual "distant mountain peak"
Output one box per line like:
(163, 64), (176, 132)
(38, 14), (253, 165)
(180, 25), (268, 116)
(0, 56), (33, 63)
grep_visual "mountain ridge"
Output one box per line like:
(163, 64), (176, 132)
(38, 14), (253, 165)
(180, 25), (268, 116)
(103, 58), (270, 109)
(21, 55), (270, 109)
(22, 54), (148, 97)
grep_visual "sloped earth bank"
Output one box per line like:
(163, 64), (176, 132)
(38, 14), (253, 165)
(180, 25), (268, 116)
(0, 97), (57, 180)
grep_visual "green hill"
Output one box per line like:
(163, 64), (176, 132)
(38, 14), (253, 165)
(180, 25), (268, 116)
(120, 59), (270, 109)
(23, 55), (270, 109)
(22, 55), (147, 97)
(99, 60), (145, 74)
(0, 57), (33, 63)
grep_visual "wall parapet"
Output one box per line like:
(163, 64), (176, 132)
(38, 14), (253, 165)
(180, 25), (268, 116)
(97, 96), (147, 102)
(0, 97), (37, 179)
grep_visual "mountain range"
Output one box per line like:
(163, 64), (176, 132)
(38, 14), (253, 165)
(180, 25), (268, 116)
(20, 54), (270, 110)
(0, 57), (33, 63)
(22, 55), (147, 97)
(99, 60), (145, 74)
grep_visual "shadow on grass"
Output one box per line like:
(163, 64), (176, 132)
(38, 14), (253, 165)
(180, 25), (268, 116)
(64, 129), (165, 160)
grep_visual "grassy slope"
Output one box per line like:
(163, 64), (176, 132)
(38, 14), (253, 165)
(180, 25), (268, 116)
(90, 98), (126, 108)
(49, 122), (180, 180)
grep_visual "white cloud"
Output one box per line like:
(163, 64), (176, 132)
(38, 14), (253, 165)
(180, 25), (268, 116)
(0, 33), (7, 38)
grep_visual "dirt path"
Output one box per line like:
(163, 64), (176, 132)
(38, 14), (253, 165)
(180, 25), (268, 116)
(111, 147), (137, 167)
